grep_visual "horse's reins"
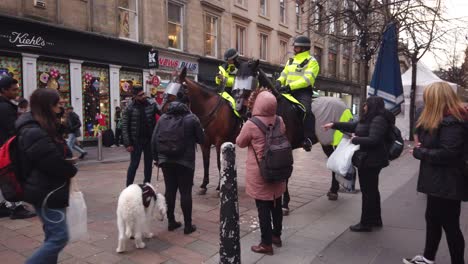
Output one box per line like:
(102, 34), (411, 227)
(198, 95), (224, 128)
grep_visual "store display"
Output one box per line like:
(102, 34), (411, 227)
(37, 61), (71, 105)
(0, 56), (22, 95)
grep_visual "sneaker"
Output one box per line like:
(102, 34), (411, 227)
(302, 138), (313, 152)
(0, 203), (10, 218)
(10, 205), (36, 219)
(184, 224), (197, 235)
(403, 255), (435, 264)
(79, 152), (88, 160)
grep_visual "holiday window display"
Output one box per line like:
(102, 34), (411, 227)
(120, 71), (142, 107)
(37, 61), (71, 105)
(0, 56), (22, 95)
(82, 66), (110, 139)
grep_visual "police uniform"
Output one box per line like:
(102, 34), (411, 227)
(215, 48), (239, 95)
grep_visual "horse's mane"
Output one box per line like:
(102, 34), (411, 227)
(247, 87), (271, 111)
(185, 78), (218, 97)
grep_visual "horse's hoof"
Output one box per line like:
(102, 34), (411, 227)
(198, 188), (207, 195)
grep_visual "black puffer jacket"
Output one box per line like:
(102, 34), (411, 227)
(67, 111), (82, 136)
(122, 98), (161, 147)
(151, 102), (205, 170)
(15, 113), (77, 208)
(0, 96), (18, 146)
(333, 113), (391, 168)
(414, 115), (468, 201)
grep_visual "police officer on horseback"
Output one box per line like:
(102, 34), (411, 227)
(216, 48), (240, 95)
(276, 35), (319, 152)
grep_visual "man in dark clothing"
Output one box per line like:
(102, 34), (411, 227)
(152, 96), (205, 235)
(66, 106), (87, 159)
(122, 86), (161, 186)
(0, 76), (36, 219)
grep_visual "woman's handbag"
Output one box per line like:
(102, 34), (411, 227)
(66, 179), (88, 241)
(327, 138), (360, 176)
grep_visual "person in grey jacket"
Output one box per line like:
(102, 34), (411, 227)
(152, 96), (204, 235)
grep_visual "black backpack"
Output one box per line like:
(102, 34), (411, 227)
(157, 113), (185, 157)
(386, 124), (404, 161)
(250, 116), (293, 183)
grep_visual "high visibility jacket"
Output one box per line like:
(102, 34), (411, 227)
(277, 51), (320, 91)
(215, 63), (237, 88)
(332, 109), (354, 146)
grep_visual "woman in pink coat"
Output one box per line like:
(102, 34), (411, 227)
(236, 90), (287, 255)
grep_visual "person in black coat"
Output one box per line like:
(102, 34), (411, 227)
(404, 83), (467, 264)
(16, 88), (77, 264)
(323, 96), (392, 232)
(151, 94), (205, 235)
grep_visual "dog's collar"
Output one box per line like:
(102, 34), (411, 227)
(139, 184), (157, 208)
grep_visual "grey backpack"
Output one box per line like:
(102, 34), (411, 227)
(250, 116), (293, 183)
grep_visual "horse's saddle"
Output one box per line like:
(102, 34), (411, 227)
(219, 91), (241, 118)
(281, 94), (306, 113)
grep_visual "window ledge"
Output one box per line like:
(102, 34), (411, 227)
(168, 47), (184, 52)
(279, 23), (288, 29)
(119, 36), (139, 43)
(258, 14), (270, 21)
(234, 4), (248, 11)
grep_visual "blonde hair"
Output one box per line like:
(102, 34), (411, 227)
(416, 82), (465, 132)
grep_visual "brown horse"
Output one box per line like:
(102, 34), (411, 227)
(175, 67), (243, 194)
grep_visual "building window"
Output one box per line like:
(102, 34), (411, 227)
(280, 0), (286, 24)
(314, 3), (324, 32)
(168, 2), (183, 50)
(236, 0), (245, 6)
(342, 57), (350, 80)
(236, 25), (246, 56)
(328, 51), (337, 77)
(314, 46), (323, 65)
(280, 40), (288, 64)
(205, 15), (218, 57)
(260, 0), (268, 17)
(295, 3), (302, 31)
(260, 33), (268, 61)
(118, 0), (139, 41)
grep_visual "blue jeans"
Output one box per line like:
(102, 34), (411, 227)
(126, 141), (153, 186)
(26, 206), (68, 264)
(67, 133), (86, 155)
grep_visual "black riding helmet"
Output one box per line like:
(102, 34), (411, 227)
(224, 48), (239, 61)
(293, 35), (311, 51)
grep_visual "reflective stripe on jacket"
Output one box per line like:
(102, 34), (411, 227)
(277, 50), (320, 91)
(215, 64), (237, 88)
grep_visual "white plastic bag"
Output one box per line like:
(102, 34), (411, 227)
(67, 189), (88, 242)
(326, 138), (360, 176)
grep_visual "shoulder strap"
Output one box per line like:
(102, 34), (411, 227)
(249, 116), (269, 134)
(299, 57), (311, 68)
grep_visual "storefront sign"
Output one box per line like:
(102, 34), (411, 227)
(158, 56), (198, 74)
(0, 15), (154, 69)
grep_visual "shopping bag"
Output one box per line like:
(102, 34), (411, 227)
(326, 138), (360, 176)
(336, 165), (356, 192)
(67, 182), (88, 241)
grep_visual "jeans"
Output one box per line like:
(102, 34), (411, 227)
(26, 206), (68, 264)
(358, 167), (382, 225)
(291, 89), (316, 141)
(256, 197), (283, 245)
(423, 195), (465, 264)
(67, 133), (86, 155)
(162, 163), (194, 225)
(322, 145), (339, 193)
(126, 141), (153, 186)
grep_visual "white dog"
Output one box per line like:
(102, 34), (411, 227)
(116, 183), (167, 253)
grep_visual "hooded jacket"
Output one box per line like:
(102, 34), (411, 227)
(15, 113), (77, 208)
(151, 101), (205, 170)
(236, 91), (287, 201)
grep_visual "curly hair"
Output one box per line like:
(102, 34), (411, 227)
(247, 87), (271, 112)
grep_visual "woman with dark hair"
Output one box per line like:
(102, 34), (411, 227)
(15, 88), (77, 264)
(323, 96), (393, 232)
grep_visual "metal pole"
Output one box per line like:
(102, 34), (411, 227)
(219, 142), (240, 264)
(97, 131), (103, 161)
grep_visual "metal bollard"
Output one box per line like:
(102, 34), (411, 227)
(219, 142), (240, 264)
(97, 132), (103, 161)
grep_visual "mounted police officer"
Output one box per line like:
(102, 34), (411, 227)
(216, 48), (240, 95)
(276, 35), (319, 152)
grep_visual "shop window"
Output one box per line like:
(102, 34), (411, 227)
(280, 40), (288, 64)
(236, 25), (246, 56)
(280, 0), (286, 24)
(118, 0), (139, 41)
(168, 2), (184, 50)
(259, 33), (269, 61)
(260, 0), (268, 17)
(37, 61), (71, 105)
(82, 66), (110, 139)
(0, 56), (22, 96)
(205, 14), (219, 58)
(119, 71), (142, 107)
(328, 51), (337, 77)
(296, 3), (302, 31)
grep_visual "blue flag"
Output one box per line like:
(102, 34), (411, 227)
(368, 23), (404, 114)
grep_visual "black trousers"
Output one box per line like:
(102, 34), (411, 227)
(114, 128), (123, 146)
(126, 141), (153, 186)
(423, 195), (465, 264)
(357, 167), (382, 225)
(162, 163), (194, 226)
(292, 89), (316, 141)
(322, 145), (340, 193)
(255, 197), (283, 245)
(282, 182), (290, 209)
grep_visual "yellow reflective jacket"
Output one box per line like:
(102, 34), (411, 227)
(215, 64), (237, 88)
(332, 109), (354, 146)
(277, 51), (320, 91)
